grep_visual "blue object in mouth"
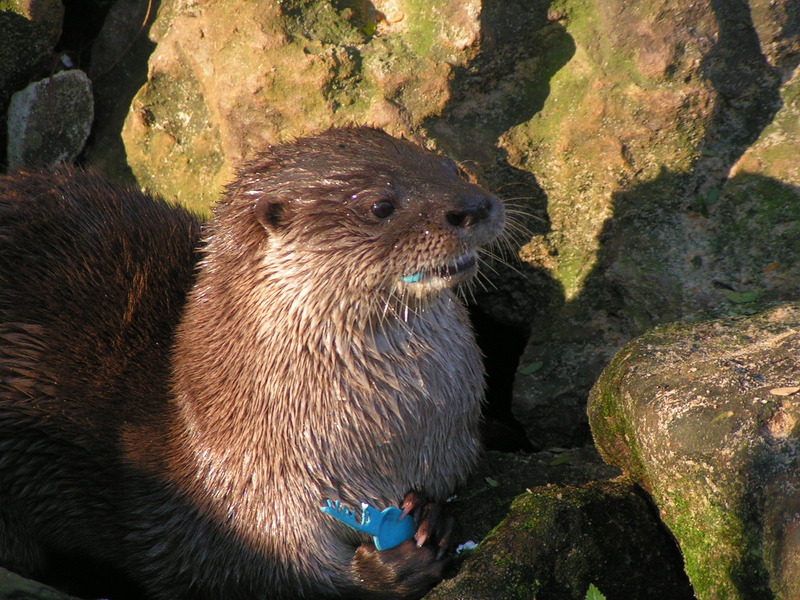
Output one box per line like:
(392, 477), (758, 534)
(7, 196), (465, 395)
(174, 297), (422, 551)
(401, 272), (423, 283)
(401, 254), (476, 284)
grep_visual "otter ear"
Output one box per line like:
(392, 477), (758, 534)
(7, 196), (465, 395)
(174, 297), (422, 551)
(254, 198), (293, 234)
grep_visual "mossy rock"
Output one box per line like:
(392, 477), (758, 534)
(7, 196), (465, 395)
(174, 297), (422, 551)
(427, 478), (694, 600)
(589, 302), (800, 599)
(116, 0), (480, 214)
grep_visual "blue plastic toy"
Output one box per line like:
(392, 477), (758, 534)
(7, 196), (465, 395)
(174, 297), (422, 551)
(320, 499), (416, 551)
(400, 272), (423, 283)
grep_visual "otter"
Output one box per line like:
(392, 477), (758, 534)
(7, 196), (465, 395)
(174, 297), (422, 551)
(0, 127), (505, 599)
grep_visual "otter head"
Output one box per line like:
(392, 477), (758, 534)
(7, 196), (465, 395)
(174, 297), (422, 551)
(217, 127), (504, 310)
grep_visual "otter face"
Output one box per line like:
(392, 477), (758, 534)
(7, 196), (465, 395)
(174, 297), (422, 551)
(230, 127), (505, 301)
(393, 190), (501, 294)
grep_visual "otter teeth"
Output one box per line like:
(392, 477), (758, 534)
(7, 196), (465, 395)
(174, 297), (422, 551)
(436, 253), (476, 278)
(401, 253), (476, 283)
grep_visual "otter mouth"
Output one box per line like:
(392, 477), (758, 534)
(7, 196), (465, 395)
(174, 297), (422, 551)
(401, 253), (477, 286)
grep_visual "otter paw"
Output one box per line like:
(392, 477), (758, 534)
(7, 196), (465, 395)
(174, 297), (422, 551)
(351, 539), (448, 599)
(400, 491), (454, 558)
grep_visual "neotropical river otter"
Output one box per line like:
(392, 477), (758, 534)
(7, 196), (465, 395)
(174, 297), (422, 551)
(0, 127), (505, 599)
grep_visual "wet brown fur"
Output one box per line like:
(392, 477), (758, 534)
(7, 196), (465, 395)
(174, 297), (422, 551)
(0, 127), (505, 599)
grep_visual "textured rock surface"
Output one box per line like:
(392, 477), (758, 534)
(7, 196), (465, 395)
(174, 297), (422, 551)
(112, 0), (483, 212)
(6, 70), (94, 168)
(427, 478), (694, 600)
(444, 447), (621, 545)
(509, 0), (800, 449)
(0, 0), (64, 165)
(589, 302), (800, 599)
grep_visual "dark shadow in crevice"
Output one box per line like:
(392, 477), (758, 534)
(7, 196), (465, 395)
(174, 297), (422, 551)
(80, 0), (162, 182)
(470, 305), (534, 452)
(421, 0), (575, 448)
(55, 0), (117, 68)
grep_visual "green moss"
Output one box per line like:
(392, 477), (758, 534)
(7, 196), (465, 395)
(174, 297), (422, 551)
(279, 0), (366, 45)
(553, 247), (595, 300)
(550, 0), (679, 88)
(587, 342), (650, 485)
(664, 493), (742, 598)
(493, 553), (518, 569)
(506, 2), (591, 146)
(124, 69), (225, 215)
(324, 45), (379, 116)
(403, 0), (438, 59)
(660, 485), (772, 599)
(723, 173), (800, 221)
(529, 69), (589, 146)
(260, 42), (334, 122)
(711, 173), (800, 278)
(769, 75), (800, 138)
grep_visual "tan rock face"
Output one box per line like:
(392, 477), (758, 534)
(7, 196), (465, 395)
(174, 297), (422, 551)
(119, 0), (481, 213)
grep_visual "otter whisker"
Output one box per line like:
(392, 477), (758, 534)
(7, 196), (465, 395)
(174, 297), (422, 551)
(471, 261), (496, 294)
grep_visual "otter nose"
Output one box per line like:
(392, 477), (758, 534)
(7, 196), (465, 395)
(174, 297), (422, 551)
(446, 195), (493, 229)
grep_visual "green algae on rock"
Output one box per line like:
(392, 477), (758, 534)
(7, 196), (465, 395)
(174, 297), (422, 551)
(116, 0), (481, 213)
(589, 303), (800, 599)
(425, 478), (694, 600)
(508, 0), (800, 450)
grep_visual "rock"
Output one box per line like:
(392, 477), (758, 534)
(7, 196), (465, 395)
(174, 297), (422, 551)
(84, 0), (158, 184)
(422, 448), (694, 599)
(0, 0), (64, 166)
(0, 567), (82, 599)
(750, 0), (800, 75)
(588, 302), (800, 599)
(426, 478), (694, 600)
(7, 69), (94, 168)
(446, 447), (621, 545)
(732, 66), (800, 189)
(3, 0), (63, 47)
(110, 0), (481, 213)
(508, 0), (800, 449)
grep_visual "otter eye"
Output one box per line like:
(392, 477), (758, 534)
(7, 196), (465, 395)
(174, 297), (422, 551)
(371, 199), (395, 219)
